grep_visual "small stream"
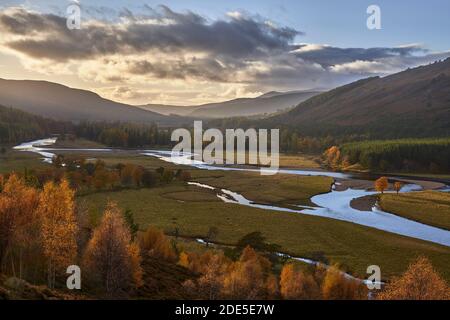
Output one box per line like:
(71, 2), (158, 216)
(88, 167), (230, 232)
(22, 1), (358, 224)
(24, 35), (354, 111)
(13, 138), (450, 247)
(193, 238), (382, 287)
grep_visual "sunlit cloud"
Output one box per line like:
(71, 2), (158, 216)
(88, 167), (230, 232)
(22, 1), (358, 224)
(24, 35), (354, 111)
(0, 5), (448, 105)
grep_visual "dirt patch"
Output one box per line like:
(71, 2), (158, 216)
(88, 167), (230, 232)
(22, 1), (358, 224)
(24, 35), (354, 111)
(350, 195), (378, 211)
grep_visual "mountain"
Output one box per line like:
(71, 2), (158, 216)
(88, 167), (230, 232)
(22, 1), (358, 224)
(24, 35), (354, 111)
(138, 103), (200, 116)
(263, 58), (450, 138)
(139, 90), (321, 118)
(0, 79), (179, 125)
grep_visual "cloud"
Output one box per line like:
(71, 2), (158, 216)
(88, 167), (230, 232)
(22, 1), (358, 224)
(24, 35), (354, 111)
(0, 5), (449, 104)
(0, 6), (299, 61)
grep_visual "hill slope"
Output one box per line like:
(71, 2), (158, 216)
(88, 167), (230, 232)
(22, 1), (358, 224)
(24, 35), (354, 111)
(0, 79), (178, 125)
(140, 90), (321, 118)
(264, 58), (450, 138)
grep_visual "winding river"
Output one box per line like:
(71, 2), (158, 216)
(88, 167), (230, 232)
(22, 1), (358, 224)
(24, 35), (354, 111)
(13, 138), (450, 247)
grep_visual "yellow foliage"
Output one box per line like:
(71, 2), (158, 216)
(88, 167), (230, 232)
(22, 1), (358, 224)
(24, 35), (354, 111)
(38, 179), (78, 287)
(321, 265), (367, 300)
(83, 202), (142, 293)
(141, 226), (177, 262)
(280, 264), (320, 300)
(375, 177), (389, 194)
(377, 257), (450, 300)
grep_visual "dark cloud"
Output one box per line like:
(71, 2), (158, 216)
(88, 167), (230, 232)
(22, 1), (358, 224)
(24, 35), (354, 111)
(0, 6), (300, 61)
(0, 6), (448, 91)
(292, 44), (428, 67)
(126, 57), (230, 82)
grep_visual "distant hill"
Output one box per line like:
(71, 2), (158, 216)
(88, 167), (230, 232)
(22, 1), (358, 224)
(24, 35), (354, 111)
(0, 79), (179, 125)
(139, 90), (321, 118)
(263, 59), (450, 138)
(138, 103), (200, 116)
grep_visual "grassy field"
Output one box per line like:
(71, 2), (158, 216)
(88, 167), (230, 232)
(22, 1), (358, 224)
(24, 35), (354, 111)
(191, 170), (332, 206)
(80, 181), (450, 282)
(222, 151), (321, 169)
(4, 144), (450, 281)
(53, 138), (106, 148)
(380, 191), (450, 231)
(0, 148), (49, 174)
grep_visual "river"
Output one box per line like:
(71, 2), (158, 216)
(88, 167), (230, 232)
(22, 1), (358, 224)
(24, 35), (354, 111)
(13, 138), (450, 247)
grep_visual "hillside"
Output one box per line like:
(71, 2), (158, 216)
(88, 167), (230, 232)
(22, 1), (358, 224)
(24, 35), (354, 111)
(0, 79), (180, 125)
(264, 58), (450, 138)
(140, 90), (321, 118)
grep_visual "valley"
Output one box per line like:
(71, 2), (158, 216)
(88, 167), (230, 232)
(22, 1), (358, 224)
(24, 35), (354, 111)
(7, 137), (450, 283)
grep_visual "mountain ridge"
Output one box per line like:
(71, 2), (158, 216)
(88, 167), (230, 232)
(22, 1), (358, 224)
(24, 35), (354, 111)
(0, 78), (180, 125)
(260, 58), (450, 138)
(139, 90), (322, 118)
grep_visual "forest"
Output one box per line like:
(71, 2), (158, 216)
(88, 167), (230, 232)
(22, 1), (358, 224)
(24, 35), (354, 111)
(0, 105), (72, 144)
(333, 138), (450, 173)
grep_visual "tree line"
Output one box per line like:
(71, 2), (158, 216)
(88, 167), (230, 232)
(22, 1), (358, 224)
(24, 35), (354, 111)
(9, 154), (191, 195)
(0, 105), (72, 144)
(74, 122), (173, 148)
(323, 138), (450, 173)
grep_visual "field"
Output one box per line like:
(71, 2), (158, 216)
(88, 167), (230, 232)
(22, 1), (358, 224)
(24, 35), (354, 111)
(80, 174), (450, 282)
(4, 145), (450, 282)
(380, 191), (450, 230)
(0, 148), (48, 173)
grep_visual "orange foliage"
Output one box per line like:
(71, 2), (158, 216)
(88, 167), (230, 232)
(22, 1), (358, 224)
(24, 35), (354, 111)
(0, 174), (39, 273)
(375, 177), (389, 194)
(38, 179), (78, 288)
(377, 257), (450, 300)
(324, 146), (341, 169)
(83, 202), (142, 293)
(181, 246), (278, 300)
(280, 264), (320, 300)
(141, 226), (177, 262)
(321, 265), (367, 300)
(394, 181), (403, 194)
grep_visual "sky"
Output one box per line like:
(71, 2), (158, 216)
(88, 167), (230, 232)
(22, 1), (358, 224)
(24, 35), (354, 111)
(0, 0), (449, 105)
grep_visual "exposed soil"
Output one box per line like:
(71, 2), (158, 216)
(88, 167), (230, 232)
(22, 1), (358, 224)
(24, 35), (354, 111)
(350, 194), (378, 211)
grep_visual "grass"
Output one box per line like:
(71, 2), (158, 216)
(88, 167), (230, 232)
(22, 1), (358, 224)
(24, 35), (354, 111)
(4, 143), (450, 281)
(191, 170), (332, 206)
(53, 138), (106, 148)
(0, 148), (49, 174)
(80, 182), (450, 282)
(380, 191), (450, 231)
(221, 151), (321, 169)
(278, 154), (321, 169)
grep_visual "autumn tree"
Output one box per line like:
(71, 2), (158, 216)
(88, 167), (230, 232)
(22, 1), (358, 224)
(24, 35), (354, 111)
(375, 177), (389, 194)
(280, 264), (320, 300)
(140, 226), (177, 262)
(377, 257), (450, 300)
(0, 174), (39, 278)
(132, 166), (144, 187)
(324, 146), (341, 169)
(83, 202), (142, 294)
(222, 246), (272, 299)
(321, 265), (367, 300)
(193, 253), (229, 300)
(38, 179), (78, 289)
(92, 168), (109, 190)
(394, 181), (403, 194)
(120, 164), (137, 186)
